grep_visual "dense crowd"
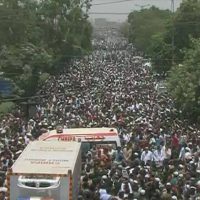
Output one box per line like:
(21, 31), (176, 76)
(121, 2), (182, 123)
(0, 31), (199, 199)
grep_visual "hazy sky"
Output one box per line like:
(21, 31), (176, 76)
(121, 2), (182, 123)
(90, 0), (182, 22)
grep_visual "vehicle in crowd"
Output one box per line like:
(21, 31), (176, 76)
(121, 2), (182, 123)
(39, 127), (121, 153)
(8, 141), (81, 200)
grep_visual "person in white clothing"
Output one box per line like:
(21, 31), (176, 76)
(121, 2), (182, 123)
(99, 188), (112, 200)
(141, 147), (153, 165)
(162, 144), (172, 168)
(123, 133), (130, 143)
(162, 145), (172, 160)
(179, 145), (191, 161)
(152, 146), (165, 167)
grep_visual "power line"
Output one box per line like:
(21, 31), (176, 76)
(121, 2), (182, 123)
(0, 0), (136, 11)
(89, 12), (129, 15)
(92, 0), (135, 6)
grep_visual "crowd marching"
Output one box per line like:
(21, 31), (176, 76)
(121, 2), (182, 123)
(0, 31), (199, 199)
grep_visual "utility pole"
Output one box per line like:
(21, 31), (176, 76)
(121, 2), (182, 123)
(171, 0), (175, 65)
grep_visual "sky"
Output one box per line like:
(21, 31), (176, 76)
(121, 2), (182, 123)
(89, 0), (182, 22)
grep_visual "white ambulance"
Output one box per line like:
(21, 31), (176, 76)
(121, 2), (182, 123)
(38, 127), (121, 152)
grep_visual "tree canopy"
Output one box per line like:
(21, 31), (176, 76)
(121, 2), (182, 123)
(125, 0), (200, 75)
(0, 0), (92, 96)
(151, 0), (200, 74)
(167, 38), (200, 122)
(127, 6), (171, 54)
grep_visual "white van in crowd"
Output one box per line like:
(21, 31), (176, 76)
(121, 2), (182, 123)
(39, 127), (121, 152)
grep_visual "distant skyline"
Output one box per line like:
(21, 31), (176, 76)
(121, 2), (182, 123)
(89, 0), (182, 22)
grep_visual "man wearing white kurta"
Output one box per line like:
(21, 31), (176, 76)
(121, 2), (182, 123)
(152, 146), (165, 167)
(141, 147), (153, 165)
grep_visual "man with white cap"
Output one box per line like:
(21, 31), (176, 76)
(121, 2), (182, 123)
(139, 189), (147, 200)
(171, 195), (177, 200)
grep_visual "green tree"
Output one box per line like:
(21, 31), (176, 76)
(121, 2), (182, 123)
(126, 0), (200, 75)
(150, 0), (200, 74)
(127, 6), (171, 53)
(0, 102), (15, 116)
(167, 38), (200, 122)
(0, 0), (39, 46)
(148, 32), (174, 75)
(0, 0), (92, 96)
(172, 0), (200, 59)
(0, 43), (52, 96)
(37, 0), (92, 63)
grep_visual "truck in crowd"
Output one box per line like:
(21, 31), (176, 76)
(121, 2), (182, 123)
(7, 141), (81, 200)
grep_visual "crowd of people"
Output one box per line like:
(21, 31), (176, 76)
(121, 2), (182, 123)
(0, 30), (199, 199)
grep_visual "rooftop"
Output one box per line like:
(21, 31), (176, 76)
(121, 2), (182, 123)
(12, 141), (81, 175)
